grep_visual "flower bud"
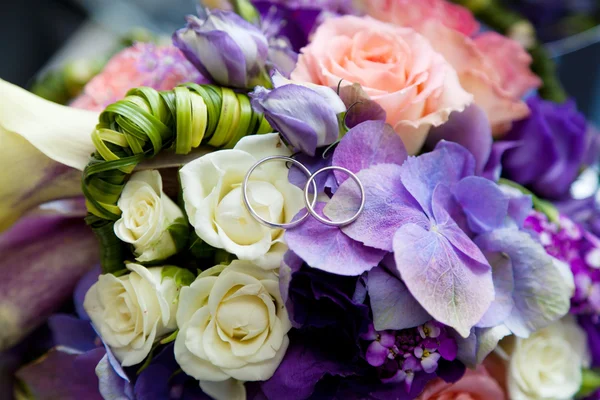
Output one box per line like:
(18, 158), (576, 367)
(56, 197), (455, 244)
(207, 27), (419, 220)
(250, 74), (346, 156)
(114, 170), (187, 262)
(173, 11), (270, 89)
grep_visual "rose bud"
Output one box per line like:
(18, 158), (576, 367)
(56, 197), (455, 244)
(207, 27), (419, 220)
(114, 170), (187, 262)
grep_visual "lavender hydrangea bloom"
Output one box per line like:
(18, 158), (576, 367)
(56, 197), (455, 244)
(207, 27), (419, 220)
(325, 141), (499, 337)
(173, 11), (270, 89)
(251, 74), (346, 156)
(501, 96), (587, 200)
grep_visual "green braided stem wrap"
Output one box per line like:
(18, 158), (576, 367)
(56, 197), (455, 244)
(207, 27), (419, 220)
(451, 0), (568, 103)
(83, 83), (271, 272)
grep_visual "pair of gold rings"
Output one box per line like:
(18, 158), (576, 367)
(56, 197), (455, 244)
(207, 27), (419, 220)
(241, 155), (366, 230)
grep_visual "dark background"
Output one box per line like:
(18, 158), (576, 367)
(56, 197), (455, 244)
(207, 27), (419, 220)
(0, 0), (87, 88)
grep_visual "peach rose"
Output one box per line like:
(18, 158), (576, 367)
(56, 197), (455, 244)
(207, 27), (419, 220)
(361, 0), (480, 36)
(291, 15), (472, 154)
(416, 366), (505, 400)
(361, 0), (541, 136)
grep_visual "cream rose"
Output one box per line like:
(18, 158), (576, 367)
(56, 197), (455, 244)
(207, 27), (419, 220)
(179, 133), (304, 269)
(84, 263), (188, 366)
(114, 170), (186, 262)
(291, 15), (472, 155)
(174, 260), (291, 400)
(508, 316), (590, 400)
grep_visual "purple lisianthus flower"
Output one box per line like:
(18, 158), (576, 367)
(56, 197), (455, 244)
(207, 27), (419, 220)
(251, 73), (346, 156)
(173, 11), (270, 89)
(500, 96), (587, 200)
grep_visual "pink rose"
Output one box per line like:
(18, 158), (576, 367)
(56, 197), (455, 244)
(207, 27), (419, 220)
(361, 0), (480, 36)
(362, 0), (541, 136)
(71, 43), (206, 111)
(291, 15), (472, 154)
(416, 366), (505, 400)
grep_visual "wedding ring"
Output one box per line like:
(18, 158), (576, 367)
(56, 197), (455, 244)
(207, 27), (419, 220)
(242, 155), (317, 230)
(303, 166), (365, 227)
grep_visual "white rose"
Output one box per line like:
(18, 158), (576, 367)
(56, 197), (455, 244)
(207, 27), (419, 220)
(84, 263), (185, 366)
(179, 133), (304, 269)
(174, 260), (292, 400)
(114, 170), (186, 262)
(508, 316), (591, 400)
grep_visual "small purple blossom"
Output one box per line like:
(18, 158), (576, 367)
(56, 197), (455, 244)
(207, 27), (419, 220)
(361, 322), (460, 393)
(525, 212), (600, 315)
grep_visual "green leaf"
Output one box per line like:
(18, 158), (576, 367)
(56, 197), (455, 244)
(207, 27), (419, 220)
(167, 217), (190, 253)
(159, 329), (179, 345)
(88, 220), (128, 274)
(188, 231), (216, 259)
(214, 249), (236, 266)
(161, 265), (195, 287)
(578, 369), (600, 398)
(231, 0), (261, 25)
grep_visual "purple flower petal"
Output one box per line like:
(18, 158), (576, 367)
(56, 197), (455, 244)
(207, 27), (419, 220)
(325, 164), (427, 251)
(287, 151), (338, 195)
(438, 338), (458, 361)
(286, 203), (385, 276)
(260, 335), (358, 400)
(173, 12), (269, 88)
(421, 352), (440, 373)
(251, 83), (340, 156)
(0, 212), (99, 350)
(48, 314), (99, 353)
(475, 252), (515, 328)
(452, 325), (511, 368)
(427, 104), (492, 175)
(333, 120), (407, 183)
(502, 97), (587, 199)
(96, 353), (134, 399)
(481, 141), (520, 181)
(338, 83), (387, 129)
(366, 341), (389, 367)
(400, 141), (475, 217)
(430, 196), (491, 270)
(453, 176), (509, 234)
(475, 228), (571, 337)
(367, 267), (430, 331)
(502, 186), (533, 229)
(393, 223), (494, 338)
(74, 266), (101, 320)
(15, 347), (105, 400)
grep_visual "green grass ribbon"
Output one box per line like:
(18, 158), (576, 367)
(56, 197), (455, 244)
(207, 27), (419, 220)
(83, 84), (270, 272)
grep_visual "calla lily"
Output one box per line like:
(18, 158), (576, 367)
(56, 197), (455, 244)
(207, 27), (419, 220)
(0, 200), (99, 351)
(0, 79), (98, 232)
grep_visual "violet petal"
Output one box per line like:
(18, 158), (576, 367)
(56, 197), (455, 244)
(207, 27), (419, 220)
(286, 203), (385, 276)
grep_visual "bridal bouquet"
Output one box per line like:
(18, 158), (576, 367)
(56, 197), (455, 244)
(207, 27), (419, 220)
(3, 0), (600, 399)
